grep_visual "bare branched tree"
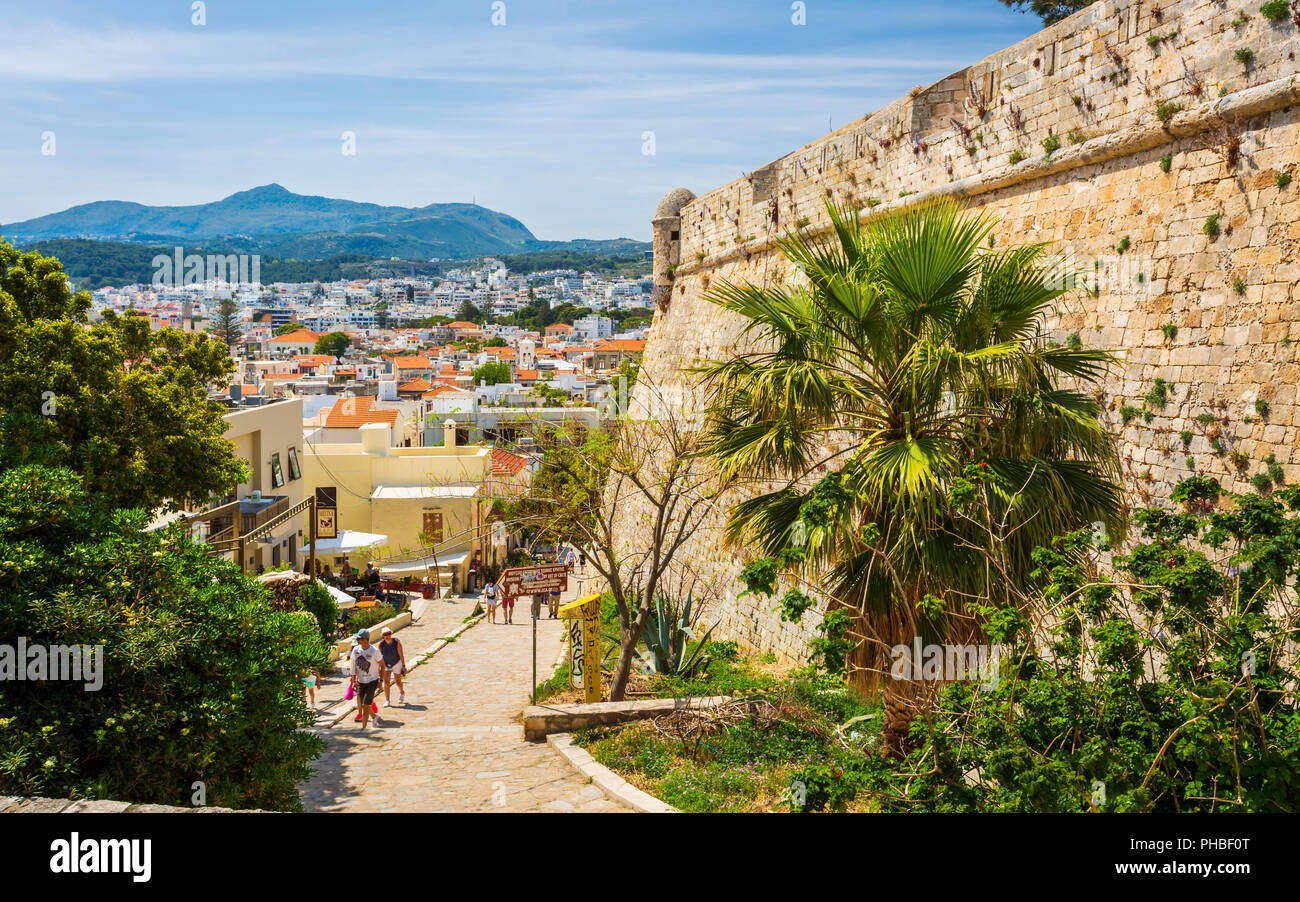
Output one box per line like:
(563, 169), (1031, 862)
(497, 376), (735, 700)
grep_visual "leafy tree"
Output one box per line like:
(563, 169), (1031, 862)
(275, 322), (302, 336)
(456, 300), (481, 323)
(209, 297), (242, 347)
(0, 240), (246, 512)
(0, 465), (328, 810)
(998, 0), (1095, 25)
(471, 360), (512, 386)
(374, 300), (389, 330)
(700, 201), (1124, 753)
(485, 336), (507, 347)
(313, 331), (350, 358)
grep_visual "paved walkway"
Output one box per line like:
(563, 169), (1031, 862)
(300, 574), (627, 812)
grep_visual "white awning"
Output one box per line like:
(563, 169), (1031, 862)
(299, 530), (388, 554)
(377, 550), (471, 575)
(370, 484), (479, 500)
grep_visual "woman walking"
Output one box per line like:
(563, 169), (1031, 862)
(484, 579), (500, 623)
(378, 626), (407, 706)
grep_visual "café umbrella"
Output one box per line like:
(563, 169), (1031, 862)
(298, 530), (388, 556)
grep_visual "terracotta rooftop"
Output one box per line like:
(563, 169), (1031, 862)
(324, 396), (400, 428)
(269, 329), (321, 343)
(491, 447), (530, 476)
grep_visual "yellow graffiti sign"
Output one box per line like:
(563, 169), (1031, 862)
(559, 594), (602, 703)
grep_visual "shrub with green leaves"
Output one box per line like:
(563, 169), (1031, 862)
(0, 466), (328, 810)
(855, 481), (1300, 811)
(346, 603), (398, 631)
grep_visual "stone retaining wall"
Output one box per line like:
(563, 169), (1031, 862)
(616, 0), (1300, 664)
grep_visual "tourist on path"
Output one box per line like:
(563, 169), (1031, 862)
(501, 592), (517, 624)
(378, 626), (407, 706)
(349, 628), (386, 728)
(484, 580), (500, 623)
(301, 670), (320, 708)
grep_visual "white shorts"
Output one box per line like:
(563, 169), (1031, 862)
(387, 661), (404, 676)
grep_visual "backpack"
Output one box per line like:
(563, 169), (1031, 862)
(485, 584), (498, 599)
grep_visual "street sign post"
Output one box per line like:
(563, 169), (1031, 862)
(500, 562), (568, 597)
(510, 563), (570, 704)
(559, 593), (602, 703)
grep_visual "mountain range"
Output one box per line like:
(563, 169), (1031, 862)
(2, 184), (645, 260)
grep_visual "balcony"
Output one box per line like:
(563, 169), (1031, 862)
(207, 493), (290, 540)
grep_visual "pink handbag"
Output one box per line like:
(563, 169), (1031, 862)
(345, 682), (355, 701)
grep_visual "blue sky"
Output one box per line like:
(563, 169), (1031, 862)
(1, 0), (1042, 241)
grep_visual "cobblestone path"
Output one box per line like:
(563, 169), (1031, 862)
(300, 579), (628, 812)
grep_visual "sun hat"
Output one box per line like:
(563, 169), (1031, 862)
(355, 628), (370, 640)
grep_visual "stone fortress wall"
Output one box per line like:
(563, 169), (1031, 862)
(620, 0), (1300, 663)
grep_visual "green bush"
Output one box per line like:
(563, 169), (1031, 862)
(298, 582), (339, 640)
(858, 482), (1300, 812)
(346, 603), (398, 632)
(0, 466), (328, 810)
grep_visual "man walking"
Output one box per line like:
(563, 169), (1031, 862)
(349, 628), (386, 728)
(378, 626), (407, 706)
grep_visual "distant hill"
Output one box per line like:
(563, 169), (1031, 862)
(1, 184), (542, 259)
(14, 238), (651, 291)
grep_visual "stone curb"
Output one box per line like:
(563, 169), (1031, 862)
(523, 695), (735, 740)
(324, 611), (485, 728)
(0, 796), (264, 813)
(546, 733), (677, 813)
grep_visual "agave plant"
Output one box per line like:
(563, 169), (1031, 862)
(640, 592), (719, 678)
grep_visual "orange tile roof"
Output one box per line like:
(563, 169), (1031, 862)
(514, 369), (539, 380)
(421, 385), (463, 398)
(294, 354), (335, 367)
(439, 363), (456, 375)
(398, 378), (433, 392)
(393, 356), (433, 369)
(446, 321), (479, 329)
(593, 339), (647, 351)
(544, 323), (574, 332)
(269, 329), (320, 343)
(491, 448), (529, 476)
(324, 396), (400, 428)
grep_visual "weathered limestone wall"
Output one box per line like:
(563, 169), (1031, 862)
(621, 0), (1300, 663)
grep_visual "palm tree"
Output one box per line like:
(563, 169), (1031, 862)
(698, 200), (1125, 754)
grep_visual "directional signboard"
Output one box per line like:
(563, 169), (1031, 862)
(500, 562), (569, 597)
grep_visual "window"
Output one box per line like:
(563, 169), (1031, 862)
(270, 452), (284, 489)
(422, 509), (444, 544)
(287, 446), (301, 481)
